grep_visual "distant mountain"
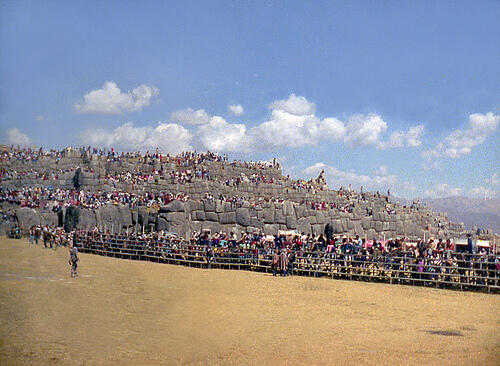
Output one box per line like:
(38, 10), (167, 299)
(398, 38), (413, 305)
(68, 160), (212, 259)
(421, 197), (500, 234)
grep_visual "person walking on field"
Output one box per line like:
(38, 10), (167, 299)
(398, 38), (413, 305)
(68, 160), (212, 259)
(69, 244), (79, 278)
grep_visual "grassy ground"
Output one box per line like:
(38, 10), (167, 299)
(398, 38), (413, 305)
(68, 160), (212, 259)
(0, 237), (499, 365)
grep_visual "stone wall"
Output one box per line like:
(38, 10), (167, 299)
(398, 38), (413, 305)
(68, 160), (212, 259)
(6, 198), (468, 240)
(1, 152), (472, 239)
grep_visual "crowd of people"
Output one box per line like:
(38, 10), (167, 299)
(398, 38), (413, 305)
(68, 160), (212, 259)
(69, 228), (499, 288)
(0, 187), (191, 209)
(27, 225), (74, 249)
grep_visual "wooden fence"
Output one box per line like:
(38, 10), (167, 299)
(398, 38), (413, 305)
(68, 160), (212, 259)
(74, 233), (500, 294)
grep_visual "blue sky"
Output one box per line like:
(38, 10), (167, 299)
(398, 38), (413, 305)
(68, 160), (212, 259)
(1, 1), (499, 199)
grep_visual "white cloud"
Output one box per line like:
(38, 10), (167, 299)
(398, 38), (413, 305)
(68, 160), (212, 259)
(424, 183), (463, 198)
(251, 95), (345, 148)
(268, 93), (316, 116)
(422, 112), (499, 159)
(74, 81), (159, 114)
(170, 108), (210, 125)
(228, 104), (244, 116)
(343, 114), (388, 148)
(197, 116), (249, 152)
(36, 115), (44, 121)
(303, 162), (397, 192)
(174, 94), (423, 153)
(5, 128), (31, 147)
(80, 122), (192, 154)
(384, 125), (425, 148)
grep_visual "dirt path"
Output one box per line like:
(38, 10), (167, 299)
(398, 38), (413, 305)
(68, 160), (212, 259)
(0, 237), (499, 365)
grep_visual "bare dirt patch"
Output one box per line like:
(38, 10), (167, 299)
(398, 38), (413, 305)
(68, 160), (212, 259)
(1, 238), (499, 365)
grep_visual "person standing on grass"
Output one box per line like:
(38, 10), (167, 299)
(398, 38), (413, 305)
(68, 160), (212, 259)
(69, 244), (79, 278)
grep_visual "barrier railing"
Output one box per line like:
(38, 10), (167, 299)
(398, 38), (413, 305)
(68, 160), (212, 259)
(74, 232), (500, 293)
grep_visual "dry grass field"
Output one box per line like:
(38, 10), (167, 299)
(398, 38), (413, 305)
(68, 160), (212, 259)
(0, 237), (499, 366)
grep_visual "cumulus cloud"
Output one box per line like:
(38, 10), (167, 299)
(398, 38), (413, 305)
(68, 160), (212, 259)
(198, 116), (249, 152)
(74, 81), (159, 114)
(251, 110), (344, 148)
(343, 114), (388, 148)
(5, 128), (31, 147)
(80, 122), (192, 154)
(228, 104), (244, 116)
(172, 94), (423, 153)
(268, 93), (316, 116)
(422, 112), (499, 159)
(251, 95), (345, 148)
(170, 108), (210, 125)
(303, 162), (397, 192)
(384, 125), (425, 148)
(424, 183), (463, 198)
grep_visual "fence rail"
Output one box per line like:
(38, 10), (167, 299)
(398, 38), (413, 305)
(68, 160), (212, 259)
(74, 233), (500, 294)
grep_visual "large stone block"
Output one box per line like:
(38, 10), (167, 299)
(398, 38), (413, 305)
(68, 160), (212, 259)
(16, 207), (41, 232)
(366, 229), (377, 240)
(202, 221), (221, 234)
(275, 209), (286, 224)
(166, 212), (186, 223)
(286, 215), (297, 229)
(118, 205), (132, 226)
(205, 211), (218, 222)
(353, 221), (363, 235)
(204, 200), (216, 212)
(340, 218), (349, 232)
(282, 201), (295, 217)
(305, 209), (317, 217)
(332, 219), (343, 233)
(361, 217), (371, 230)
(248, 207), (257, 217)
(315, 211), (327, 224)
(297, 217), (312, 234)
(312, 224), (325, 236)
(77, 209), (96, 230)
(192, 210), (206, 221)
(160, 200), (185, 213)
(263, 208), (275, 223)
(295, 205), (305, 219)
(250, 217), (264, 229)
(219, 212), (236, 224)
(185, 200), (202, 212)
(263, 224), (279, 236)
(215, 200), (225, 213)
(40, 212), (58, 227)
(383, 221), (390, 231)
(156, 217), (169, 231)
(236, 208), (251, 227)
